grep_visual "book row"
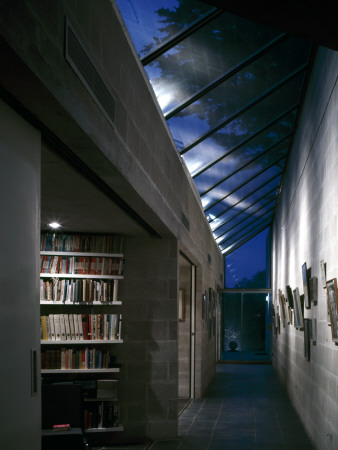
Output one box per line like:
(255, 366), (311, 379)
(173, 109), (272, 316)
(40, 278), (119, 303)
(40, 313), (122, 341)
(41, 232), (123, 254)
(40, 255), (125, 276)
(85, 401), (120, 430)
(41, 347), (111, 370)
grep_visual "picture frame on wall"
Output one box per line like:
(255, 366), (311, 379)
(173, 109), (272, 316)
(202, 292), (206, 320)
(320, 259), (327, 289)
(309, 276), (318, 305)
(286, 285), (294, 309)
(178, 289), (185, 321)
(278, 289), (286, 327)
(304, 318), (310, 361)
(293, 287), (304, 329)
(326, 278), (338, 342)
(302, 262), (311, 309)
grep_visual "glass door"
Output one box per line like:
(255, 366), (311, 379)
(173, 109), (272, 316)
(220, 291), (271, 362)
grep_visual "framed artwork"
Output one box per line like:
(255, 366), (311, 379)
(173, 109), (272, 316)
(309, 276), (318, 304)
(309, 318), (317, 343)
(302, 262), (311, 309)
(293, 288), (304, 329)
(283, 294), (290, 324)
(286, 285), (294, 309)
(320, 259), (326, 289)
(278, 289), (286, 327)
(304, 318), (310, 361)
(202, 292), (206, 320)
(326, 278), (338, 342)
(178, 289), (185, 321)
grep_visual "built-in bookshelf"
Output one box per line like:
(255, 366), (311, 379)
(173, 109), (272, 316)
(40, 232), (125, 439)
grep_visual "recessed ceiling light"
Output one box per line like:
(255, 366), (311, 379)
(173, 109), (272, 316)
(48, 222), (61, 229)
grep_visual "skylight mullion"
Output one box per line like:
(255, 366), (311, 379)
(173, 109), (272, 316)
(218, 212), (273, 248)
(180, 63), (307, 156)
(193, 105), (296, 179)
(220, 222), (271, 255)
(215, 205), (275, 242)
(140, 8), (222, 66)
(204, 160), (284, 213)
(208, 172), (281, 223)
(211, 187), (278, 232)
(164, 32), (287, 120)
(200, 133), (291, 198)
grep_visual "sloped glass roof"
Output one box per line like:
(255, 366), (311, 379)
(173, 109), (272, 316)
(115, 0), (312, 254)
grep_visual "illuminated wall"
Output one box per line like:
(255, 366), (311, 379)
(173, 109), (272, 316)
(272, 47), (338, 449)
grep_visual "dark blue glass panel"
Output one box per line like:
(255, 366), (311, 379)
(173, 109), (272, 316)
(225, 228), (271, 288)
(116, 0), (214, 58)
(144, 12), (280, 114)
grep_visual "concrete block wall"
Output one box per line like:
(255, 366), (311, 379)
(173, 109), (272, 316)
(272, 47), (338, 449)
(110, 237), (178, 441)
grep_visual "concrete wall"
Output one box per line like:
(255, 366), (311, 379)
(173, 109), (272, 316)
(272, 47), (338, 449)
(0, 0), (223, 444)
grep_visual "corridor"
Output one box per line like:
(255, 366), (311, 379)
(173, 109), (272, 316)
(101, 363), (314, 450)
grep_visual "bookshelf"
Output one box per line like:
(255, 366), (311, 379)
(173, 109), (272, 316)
(40, 232), (125, 440)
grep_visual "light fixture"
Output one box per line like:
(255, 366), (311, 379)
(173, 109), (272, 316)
(48, 222), (61, 229)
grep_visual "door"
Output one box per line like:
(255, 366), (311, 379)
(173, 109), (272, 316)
(220, 291), (271, 362)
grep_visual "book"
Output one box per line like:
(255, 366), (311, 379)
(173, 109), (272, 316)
(52, 424), (70, 431)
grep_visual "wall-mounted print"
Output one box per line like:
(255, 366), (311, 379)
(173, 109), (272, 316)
(320, 259), (327, 289)
(326, 278), (338, 342)
(278, 289), (286, 327)
(293, 288), (304, 329)
(286, 285), (294, 309)
(309, 276), (318, 305)
(302, 262), (311, 309)
(202, 292), (206, 320)
(179, 289), (185, 321)
(304, 318), (310, 361)
(309, 318), (317, 343)
(283, 294), (290, 324)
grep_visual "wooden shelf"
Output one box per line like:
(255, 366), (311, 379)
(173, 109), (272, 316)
(40, 300), (122, 305)
(41, 368), (120, 374)
(41, 251), (123, 257)
(40, 273), (123, 279)
(41, 339), (123, 345)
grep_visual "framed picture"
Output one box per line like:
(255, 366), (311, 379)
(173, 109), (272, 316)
(326, 278), (338, 342)
(309, 276), (318, 304)
(320, 259), (326, 289)
(178, 289), (185, 321)
(293, 287), (304, 329)
(309, 318), (317, 343)
(302, 262), (311, 309)
(304, 318), (310, 361)
(202, 292), (206, 320)
(286, 285), (294, 309)
(278, 289), (286, 327)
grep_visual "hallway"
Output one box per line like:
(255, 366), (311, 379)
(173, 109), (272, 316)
(101, 363), (314, 450)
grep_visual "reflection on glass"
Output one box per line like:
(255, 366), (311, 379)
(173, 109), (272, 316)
(225, 228), (270, 288)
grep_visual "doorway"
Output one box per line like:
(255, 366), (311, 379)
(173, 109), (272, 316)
(178, 253), (196, 414)
(220, 291), (271, 362)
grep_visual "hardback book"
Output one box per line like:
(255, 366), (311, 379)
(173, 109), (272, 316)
(49, 314), (56, 340)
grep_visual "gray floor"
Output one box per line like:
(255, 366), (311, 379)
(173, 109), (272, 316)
(95, 364), (315, 450)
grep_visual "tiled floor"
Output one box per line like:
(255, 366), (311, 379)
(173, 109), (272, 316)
(95, 364), (315, 450)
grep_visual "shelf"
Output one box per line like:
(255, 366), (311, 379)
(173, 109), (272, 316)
(41, 251), (123, 257)
(41, 368), (120, 374)
(40, 273), (123, 279)
(86, 426), (123, 433)
(40, 300), (122, 305)
(41, 339), (123, 345)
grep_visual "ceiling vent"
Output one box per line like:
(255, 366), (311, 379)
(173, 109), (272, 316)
(65, 19), (115, 127)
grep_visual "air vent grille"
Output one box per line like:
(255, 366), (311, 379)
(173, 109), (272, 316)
(181, 211), (190, 232)
(65, 20), (115, 126)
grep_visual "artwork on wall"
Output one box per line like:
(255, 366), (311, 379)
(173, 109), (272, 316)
(202, 292), (206, 320)
(178, 289), (185, 321)
(293, 287), (304, 329)
(326, 278), (338, 342)
(302, 262), (311, 309)
(286, 285), (294, 309)
(278, 289), (286, 327)
(309, 318), (317, 343)
(309, 276), (318, 305)
(320, 259), (327, 289)
(304, 318), (310, 361)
